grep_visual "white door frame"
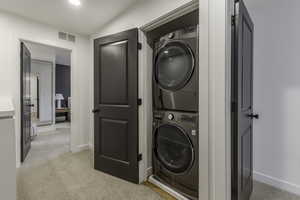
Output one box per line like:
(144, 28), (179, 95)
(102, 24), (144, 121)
(139, 0), (232, 199)
(17, 39), (75, 167)
(199, 0), (233, 199)
(137, 1), (209, 196)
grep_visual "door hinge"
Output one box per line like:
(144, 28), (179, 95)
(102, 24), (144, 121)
(138, 98), (142, 106)
(231, 15), (236, 26)
(138, 42), (142, 50)
(231, 101), (236, 113)
(138, 154), (142, 162)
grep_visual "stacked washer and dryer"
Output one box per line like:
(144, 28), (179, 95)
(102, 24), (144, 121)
(152, 25), (199, 200)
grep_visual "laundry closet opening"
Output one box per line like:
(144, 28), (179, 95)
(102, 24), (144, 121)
(92, 4), (199, 200)
(145, 9), (199, 200)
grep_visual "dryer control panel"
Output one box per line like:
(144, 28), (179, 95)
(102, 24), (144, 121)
(153, 110), (198, 128)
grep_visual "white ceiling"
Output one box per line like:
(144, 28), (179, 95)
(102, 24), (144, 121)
(26, 42), (71, 66)
(0, 0), (139, 36)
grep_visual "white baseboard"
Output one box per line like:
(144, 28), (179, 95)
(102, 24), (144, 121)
(71, 144), (89, 153)
(16, 161), (20, 168)
(147, 167), (153, 177)
(254, 171), (300, 196)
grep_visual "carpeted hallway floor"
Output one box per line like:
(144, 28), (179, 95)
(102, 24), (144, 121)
(17, 125), (300, 200)
(251, 181), (300, 200)
(18, 149), (300, 200)
(22, 125), (70, 168)
(17, 150), (165, 200)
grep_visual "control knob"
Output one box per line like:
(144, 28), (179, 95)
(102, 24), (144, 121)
(168, 113), (174, 120)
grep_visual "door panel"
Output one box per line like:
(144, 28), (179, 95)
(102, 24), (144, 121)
(100, 118), (129, 163)
(100, 40), (129, 105)
(94, 28), (139, 183)
(241, 19), (253, 111)
(21, 42), (32, 162)
(232, 0), (254, 200)
(241, 127), (252, 190)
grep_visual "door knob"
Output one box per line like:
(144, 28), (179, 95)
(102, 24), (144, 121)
(247, 113), (259, 119)
(92, 109), (100, 113)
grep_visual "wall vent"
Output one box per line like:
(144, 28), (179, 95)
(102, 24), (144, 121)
(58, 32), (67, 40)
(68, 34), (76, 42)
(58, 32), (76, 43)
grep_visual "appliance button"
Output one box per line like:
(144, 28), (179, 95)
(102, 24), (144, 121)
(191, 129), (197, 136)
(168, 114), (174, 120)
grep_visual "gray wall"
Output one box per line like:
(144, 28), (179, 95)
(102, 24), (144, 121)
(245, 0), (300, 195)
(55, 64), (71, 103)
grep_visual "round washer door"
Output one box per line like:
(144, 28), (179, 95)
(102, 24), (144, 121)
(154, 124), (194, 174)
(155, 41), (194, 91)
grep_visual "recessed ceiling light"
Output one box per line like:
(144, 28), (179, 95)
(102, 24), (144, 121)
(69, 0), (81, 6)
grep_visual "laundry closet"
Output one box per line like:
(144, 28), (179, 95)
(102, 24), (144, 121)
(92, 2), (199, 200)
(147, 10), (199, 200)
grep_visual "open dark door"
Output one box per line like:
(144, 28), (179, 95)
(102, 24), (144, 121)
(231, 0), (256, 200)
(94, 28), (139, 183)
(21, 42), (32, 162)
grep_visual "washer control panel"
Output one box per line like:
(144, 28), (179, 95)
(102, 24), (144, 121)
(153, 110), (198, 128)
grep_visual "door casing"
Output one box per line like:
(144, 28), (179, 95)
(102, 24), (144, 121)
(18, 39), (73, 166)
(138, 1), (200, 185)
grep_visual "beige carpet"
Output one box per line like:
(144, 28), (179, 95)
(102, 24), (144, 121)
(17, 150), (165, 200)
(18, 129), (300, 200)
(251, 181), (300, 200)
(22, 126), (70, 168)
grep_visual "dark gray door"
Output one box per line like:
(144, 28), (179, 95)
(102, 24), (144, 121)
(94, 28), (139, 183)
(231, 0), (256, 200)
(21, 42), (32, 162)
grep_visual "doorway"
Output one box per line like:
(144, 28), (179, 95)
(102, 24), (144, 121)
(231, 0), (255, 199)
(20, 41), (72, 166)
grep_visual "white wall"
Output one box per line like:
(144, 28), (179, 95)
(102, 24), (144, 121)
(26, 42), (56, 62)
(244, 0), (300, 195)
(91, 0), (193, 38)
(31, 61), (53, 123)
(0, 11), (91, 167)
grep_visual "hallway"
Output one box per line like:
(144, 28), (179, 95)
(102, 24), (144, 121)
(17, 150), (164, 200)
(17, 123), (169, 200)
(17, 131), (300, 200)
(21, 123), (70, 168)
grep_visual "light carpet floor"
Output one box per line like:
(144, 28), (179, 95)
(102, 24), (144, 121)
(18, 125), (300, 200)
(18, 150), (164, 200)
(251, 181), (300, 200)
(22, 126), (70, 168)
(18, 149), (300, 200)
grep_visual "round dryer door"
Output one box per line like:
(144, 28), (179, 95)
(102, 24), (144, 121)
(154, 124), (194, 174)
(155, 41), (194, 91)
